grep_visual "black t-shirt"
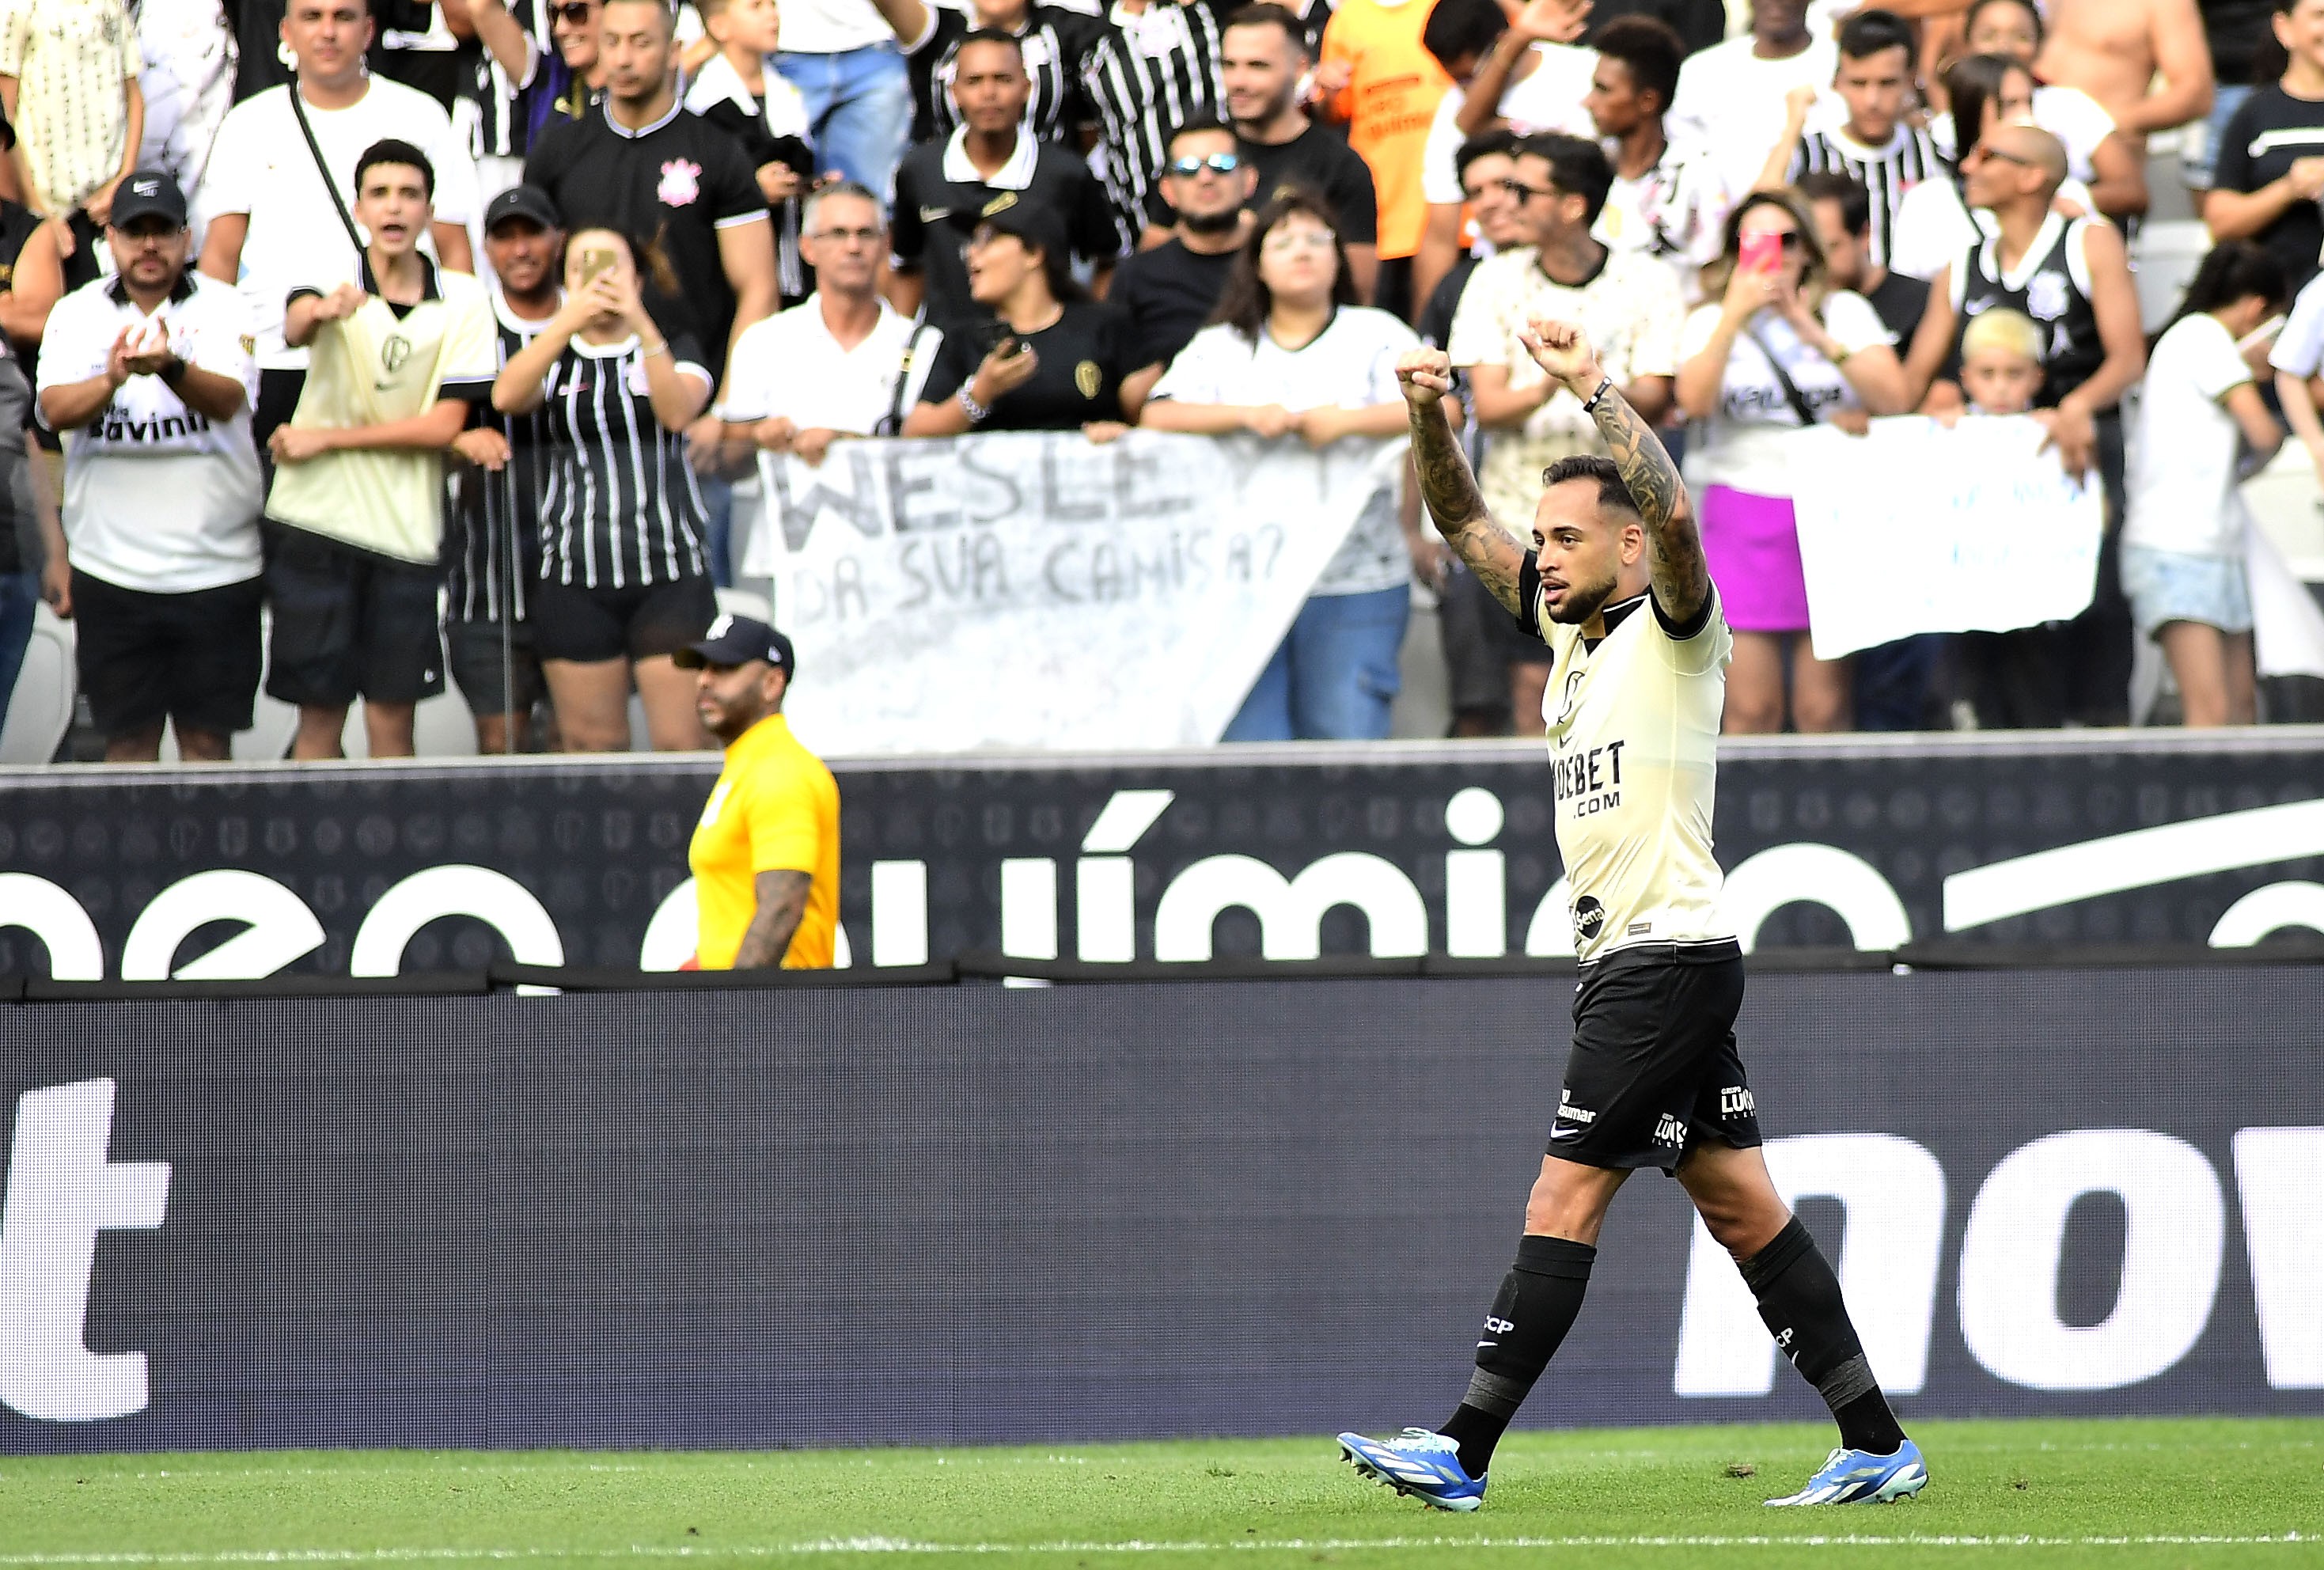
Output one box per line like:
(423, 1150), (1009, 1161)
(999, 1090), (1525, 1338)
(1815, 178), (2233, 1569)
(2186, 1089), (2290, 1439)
(1417, 252), (1477, 350)
(524, 100), (768, 382)
(919, 301), (1134, 430)
(907, 5), (1105, 144)
(233, 0), (435, 100)
(1241, 126), (1379, 244)
(0, 199), (44, 351)
(691, 92), (817, 309)
(889, 135), (1124, 335)
(1109, 237), (1238, 369)
(1583, 0), (1726, 56)
(2213, 85), (2324, 290)
(1865, 268), (1929, 349)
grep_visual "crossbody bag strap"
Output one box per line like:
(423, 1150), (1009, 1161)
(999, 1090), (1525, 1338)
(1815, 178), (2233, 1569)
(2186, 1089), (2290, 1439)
(877, 323), (938, 436)
(1741, 321), (1820, 428)
(286, 74), (377, 294)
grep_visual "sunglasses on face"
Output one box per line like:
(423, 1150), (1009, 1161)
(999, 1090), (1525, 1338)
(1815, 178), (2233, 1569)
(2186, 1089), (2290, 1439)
(1498, 176), (1566, 203)
(1747, 229), (1807, 250)
(1166, 152), (1243, 177)
(1972, 144), (2038, 168)
(548, 2), (594, 24)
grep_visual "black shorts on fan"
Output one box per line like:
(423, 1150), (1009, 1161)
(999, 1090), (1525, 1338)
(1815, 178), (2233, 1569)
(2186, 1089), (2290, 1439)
(262, 522), (446, 707)
(446, 612), (548, 719)
(1549, 941), (1762, 1172)
(529, 573), (717, 665)
(71, 569), (263, 738)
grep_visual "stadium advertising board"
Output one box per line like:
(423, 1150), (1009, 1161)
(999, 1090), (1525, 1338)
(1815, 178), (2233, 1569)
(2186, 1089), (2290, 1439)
(2, 733), (2322, 981)
(0, 968), (2316, 1451)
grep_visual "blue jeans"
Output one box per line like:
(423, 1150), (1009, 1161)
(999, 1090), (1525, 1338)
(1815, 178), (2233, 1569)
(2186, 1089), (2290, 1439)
(774, 43), (911, 198)
(0, 569), (38, 737)
(697, 475), (736, 590)
(2187, 83), (2255, 189)
(1224, 584), (1409, 742)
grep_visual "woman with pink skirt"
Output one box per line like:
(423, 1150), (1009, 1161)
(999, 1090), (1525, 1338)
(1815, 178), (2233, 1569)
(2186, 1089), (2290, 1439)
(1675, 188), (1910, 732)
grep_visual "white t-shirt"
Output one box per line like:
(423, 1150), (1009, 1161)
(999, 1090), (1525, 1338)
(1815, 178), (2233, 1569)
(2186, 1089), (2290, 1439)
(196, 78), (482, 370)
(1886, 173), (2102, 283)
(1928, 85), (2115, 187)
(1151, 305), (1420, 597)
(727, 295), (940, 578)
(1597, 138), (1728, 300)
(772, 0), (895, 55)
(37, 272), (263, 593)
(1678, 290), (1890, 497)
(2126, 313), (2256, 559)
(2271, 270), (2324, 378)
(1667, 33), (1839, 201)
(1419, 45), (1598, 208)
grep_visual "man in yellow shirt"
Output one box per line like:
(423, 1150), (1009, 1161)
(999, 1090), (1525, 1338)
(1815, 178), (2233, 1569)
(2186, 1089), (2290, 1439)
(679, 615), (840, 969)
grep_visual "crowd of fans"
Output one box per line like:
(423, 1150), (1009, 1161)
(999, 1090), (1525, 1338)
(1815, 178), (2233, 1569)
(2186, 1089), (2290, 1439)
(0, 0), (2311, 760)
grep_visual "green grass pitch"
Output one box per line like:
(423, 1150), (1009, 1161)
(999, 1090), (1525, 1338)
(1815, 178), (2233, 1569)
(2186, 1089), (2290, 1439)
(1, 1417), (2315, 1568)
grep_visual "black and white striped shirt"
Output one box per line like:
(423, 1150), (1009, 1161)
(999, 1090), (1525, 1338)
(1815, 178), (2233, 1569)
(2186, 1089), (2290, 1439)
(1082, 0), (1326, 246)
(907, 5), (1105, 145)
(1786, 123), (1944, 271)
(536, 332), (714, 590)
(448, 295), (556, 624)
(460, 0), (557, 160)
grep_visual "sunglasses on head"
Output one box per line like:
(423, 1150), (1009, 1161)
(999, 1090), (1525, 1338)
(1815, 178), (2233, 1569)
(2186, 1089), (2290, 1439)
(548, 2), (594, 23)
(1166, 152), (1242, 177)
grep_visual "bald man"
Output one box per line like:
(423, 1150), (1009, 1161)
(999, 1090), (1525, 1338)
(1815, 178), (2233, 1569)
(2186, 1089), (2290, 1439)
(1902, 120), (2147, 729)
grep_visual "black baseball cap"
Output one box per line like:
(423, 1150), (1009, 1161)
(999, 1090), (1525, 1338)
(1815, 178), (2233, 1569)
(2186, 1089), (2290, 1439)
(972, 196), (1067, 266)
(109, 171), (188, 230)
(484, 184), (562, 234)
(674, 613), (794, 675)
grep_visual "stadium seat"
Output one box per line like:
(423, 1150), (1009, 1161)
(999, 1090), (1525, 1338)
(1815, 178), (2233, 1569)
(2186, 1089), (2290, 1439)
(0, 603), (74, 765)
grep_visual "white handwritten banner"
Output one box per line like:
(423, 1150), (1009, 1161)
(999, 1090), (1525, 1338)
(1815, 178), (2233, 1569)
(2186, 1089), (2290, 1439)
(748, 430), (1401, 753)
(1787, 416), (2106, 661)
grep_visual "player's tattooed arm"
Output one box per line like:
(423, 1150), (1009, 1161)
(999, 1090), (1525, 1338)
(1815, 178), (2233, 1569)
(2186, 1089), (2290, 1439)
(1587, 385), (1710, 625)
(1396, 348), (1528, 619)
(733, 870), (813, 969)
(1518, 317), (1711, 628)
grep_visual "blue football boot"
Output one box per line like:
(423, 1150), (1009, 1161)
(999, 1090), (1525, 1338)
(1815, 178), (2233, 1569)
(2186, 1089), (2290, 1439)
(1336, 1428), (1487, 1511)
(1765, 1439), (1930, 1506)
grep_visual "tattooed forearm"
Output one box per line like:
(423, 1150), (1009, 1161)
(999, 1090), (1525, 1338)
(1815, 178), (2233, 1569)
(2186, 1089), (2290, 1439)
(1408, 396), (1527, 617)
(1589, 383), (1709, 620)
(734, 870), (812, 969)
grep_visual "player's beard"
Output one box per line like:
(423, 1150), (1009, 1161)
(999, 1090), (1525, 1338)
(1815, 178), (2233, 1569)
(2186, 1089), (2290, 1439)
(1545, 565), (1622, 625)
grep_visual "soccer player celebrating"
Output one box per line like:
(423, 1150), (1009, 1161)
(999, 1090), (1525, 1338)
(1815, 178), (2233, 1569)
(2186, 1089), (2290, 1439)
(1336, 321), (1928, 1513)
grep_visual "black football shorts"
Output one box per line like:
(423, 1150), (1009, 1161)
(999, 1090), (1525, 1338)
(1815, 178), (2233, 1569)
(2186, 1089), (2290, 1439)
(1549, 940), (1763, 1173)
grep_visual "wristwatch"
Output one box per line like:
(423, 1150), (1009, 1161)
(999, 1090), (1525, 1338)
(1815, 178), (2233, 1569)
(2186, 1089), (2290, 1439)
(158, 354), (188, 385)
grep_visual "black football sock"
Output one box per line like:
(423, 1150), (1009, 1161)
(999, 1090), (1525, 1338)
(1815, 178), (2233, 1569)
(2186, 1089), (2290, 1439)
(1738, 1218), (1908, 1456)
(1438, 1234), (1596, 1478)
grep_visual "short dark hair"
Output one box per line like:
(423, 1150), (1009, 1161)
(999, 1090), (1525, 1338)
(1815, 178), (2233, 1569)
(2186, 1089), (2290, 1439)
(956, 27), (1024, 64)
(1209, 186), (1359, 344)
(1589, 17), (1681, 111)
(1166, 115), (1236, 155)
(1795, 171), (1871, 237)
(1514, 131), (1613, 226)
(354, 138), (433, 199)
(1837, 7), (1913, 63)
(1222, 2), (1309, 55)
(1454, 128), (1518, 185)
(1541, 454), (1640, 521)
(1422, 0), (1507, 74)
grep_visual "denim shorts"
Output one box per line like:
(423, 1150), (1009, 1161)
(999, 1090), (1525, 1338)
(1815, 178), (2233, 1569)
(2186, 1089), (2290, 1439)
(2120, 544), (2254, 639)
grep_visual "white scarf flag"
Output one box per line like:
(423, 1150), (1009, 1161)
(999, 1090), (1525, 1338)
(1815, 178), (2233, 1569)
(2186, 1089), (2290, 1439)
(756, 431), (1403, 753)
(1788, 416), (2105, 661)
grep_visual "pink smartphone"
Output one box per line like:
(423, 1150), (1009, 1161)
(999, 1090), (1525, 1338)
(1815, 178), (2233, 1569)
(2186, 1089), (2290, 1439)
(1738, 231), (1783, 275)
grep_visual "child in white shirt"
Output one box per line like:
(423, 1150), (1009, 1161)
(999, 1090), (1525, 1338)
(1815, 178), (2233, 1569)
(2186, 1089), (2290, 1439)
(2123, 241), (2288, 728)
